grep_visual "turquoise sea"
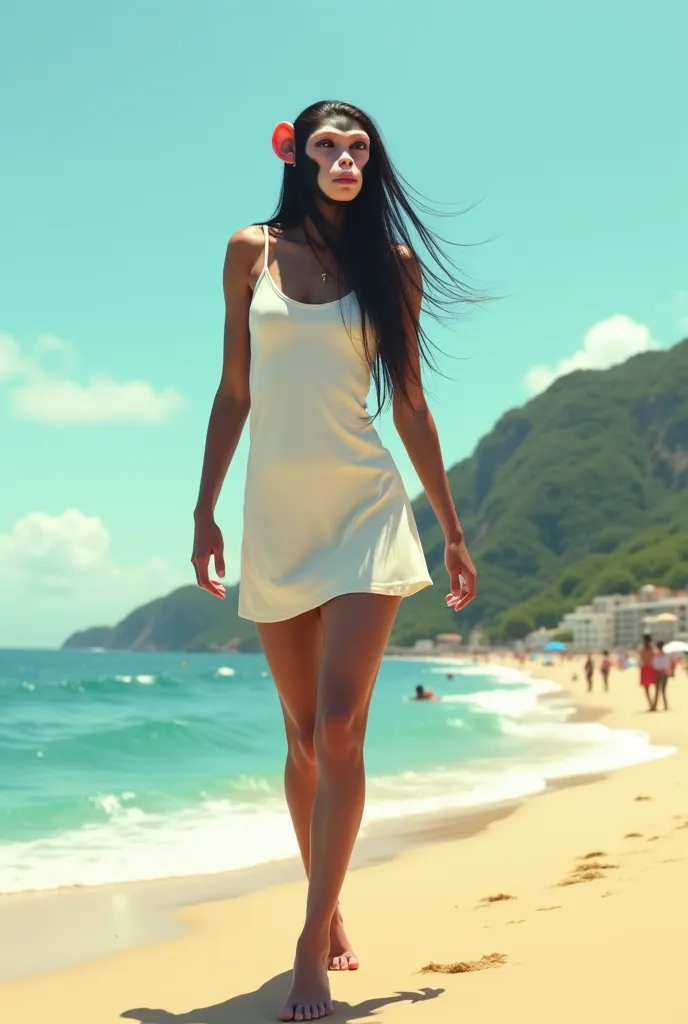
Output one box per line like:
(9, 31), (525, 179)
(0, 649), (666, 895)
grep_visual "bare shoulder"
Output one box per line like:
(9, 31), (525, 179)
(226, 224), (264, 264)
(223, 225), (265, 293)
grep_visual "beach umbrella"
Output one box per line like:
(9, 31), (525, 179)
(543, 640), (566, 652)
(664, 640), (688, 654)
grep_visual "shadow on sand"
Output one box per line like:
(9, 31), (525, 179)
(122, 970), (444, 1023)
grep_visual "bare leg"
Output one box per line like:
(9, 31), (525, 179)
(257, 613), (358, 993)
(258, 608), (321, 865)
(645, 684), (656, 710)
(279, 593), (401, 1022)
(659, 676), (669, 710)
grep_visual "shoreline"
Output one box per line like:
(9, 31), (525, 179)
(0, 656), (678, 991)
(4, 657), (688, 1021)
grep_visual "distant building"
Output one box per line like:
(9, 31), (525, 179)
(557, 584), (688, 650)
(615, 588), (688, 646)
(523, 626), (555, 652)
(413, 638), (434, 653)
(559, 605), (614, 652)
(434, 632), (462, 653)
(645, 612), (679, 643)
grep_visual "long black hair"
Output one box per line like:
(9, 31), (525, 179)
(265, 100), (480, 416)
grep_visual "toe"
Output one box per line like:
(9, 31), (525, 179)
(278, 1007), (295, 1022)
(346, 954), (359, 970)
(294, 1008), (304, 1023)
(302, 1007), (312, 1021)
(324, 1002), (334, 1017)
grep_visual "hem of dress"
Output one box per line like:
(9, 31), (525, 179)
(238, 578), (433, 624)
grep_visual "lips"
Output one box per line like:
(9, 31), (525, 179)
(334, 176), (357, 183)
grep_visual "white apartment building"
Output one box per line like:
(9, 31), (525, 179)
(559, 605), (615, 652)
(615, 595), (688, 647)
(558, 586), (688, 650)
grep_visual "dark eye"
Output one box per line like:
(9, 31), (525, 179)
(351, 141), (368, 150)
(316, 139), (335, 147)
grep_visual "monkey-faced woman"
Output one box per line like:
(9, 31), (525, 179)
(192, 100), (477, 1022)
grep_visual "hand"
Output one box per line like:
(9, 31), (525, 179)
(444, 534), (477, 613)
(191, 513), (226, 599)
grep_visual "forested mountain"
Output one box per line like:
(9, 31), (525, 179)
(63, 338), (688, 651)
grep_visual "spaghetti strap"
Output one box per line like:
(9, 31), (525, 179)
(262, 225), (270, 271)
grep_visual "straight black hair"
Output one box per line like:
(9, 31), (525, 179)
(264, 100), (481, 416)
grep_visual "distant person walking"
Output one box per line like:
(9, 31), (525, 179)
(584, 654), (595, 692)
(600, 651), (611, 692)
(639, 634), (657, 711)
(652, 641), (671, 711)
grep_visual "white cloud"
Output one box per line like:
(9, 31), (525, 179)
(0, 509), (186, 647)
(0, 331), (185, 424)
(12, 377), (185, 424)
(525, 315), (658, 396)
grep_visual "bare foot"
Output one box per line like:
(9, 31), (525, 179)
(327, 910), (359, 971)
(279, 936), (334, 1022)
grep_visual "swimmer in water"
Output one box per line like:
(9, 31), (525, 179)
(413, 685), (438, 701)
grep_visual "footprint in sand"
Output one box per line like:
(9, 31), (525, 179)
(536, 905), (562, 912)
(624, 832), (643, 839)
(634, 795), (652, 802)
(577, 851), (607, 860)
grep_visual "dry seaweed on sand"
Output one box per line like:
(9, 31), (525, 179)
(478, 893), (515, 904)
(421, 953), (508, 974)
(578, 851), (606, 859)
(557, 869), (605, 886)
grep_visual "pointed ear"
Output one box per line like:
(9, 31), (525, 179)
(271, 121), (296, 164)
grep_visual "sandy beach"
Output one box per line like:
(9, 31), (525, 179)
(2, 655), (687, 1023)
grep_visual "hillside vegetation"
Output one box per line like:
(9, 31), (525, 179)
(63, 338), (688, 651)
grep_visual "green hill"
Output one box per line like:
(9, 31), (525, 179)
(63, 583), (260, 652)
(62, 338), (688, 651)
(62, 625), (116, 649)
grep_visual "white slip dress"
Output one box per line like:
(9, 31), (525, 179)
(238, 225), (432, 622)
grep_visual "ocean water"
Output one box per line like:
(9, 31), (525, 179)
(0, 649), (670, 895)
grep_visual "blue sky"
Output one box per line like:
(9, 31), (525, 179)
(1, 0), (687, 646)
